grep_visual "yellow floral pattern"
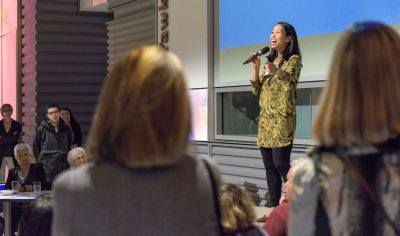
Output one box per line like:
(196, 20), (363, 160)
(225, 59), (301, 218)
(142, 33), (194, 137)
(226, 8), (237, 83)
(251, 55), (301, 148)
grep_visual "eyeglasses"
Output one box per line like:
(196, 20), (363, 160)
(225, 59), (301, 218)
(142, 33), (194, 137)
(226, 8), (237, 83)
(73, 155), (86, 162)
(2, 109), (12, 112)
(47, 110), (60, 116)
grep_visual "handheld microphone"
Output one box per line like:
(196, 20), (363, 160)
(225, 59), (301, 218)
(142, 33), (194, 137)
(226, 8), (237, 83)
(243, 46), (270, 65)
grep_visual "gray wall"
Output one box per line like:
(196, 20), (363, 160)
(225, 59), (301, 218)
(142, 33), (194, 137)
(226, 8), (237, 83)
(21, 0), (112, 144)
(190, 141), (309, 206)
(107, 0), (156, 69)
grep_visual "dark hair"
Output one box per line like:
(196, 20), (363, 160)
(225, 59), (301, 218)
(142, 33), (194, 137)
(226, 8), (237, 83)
(18, 193), (53, 236)
(44, 103), (60, 114)
(269, 22), (302, 62)
(60, 107), (79, 126)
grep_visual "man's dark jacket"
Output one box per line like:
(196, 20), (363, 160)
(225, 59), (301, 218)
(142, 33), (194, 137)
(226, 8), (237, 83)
(33, 119), (73, 181)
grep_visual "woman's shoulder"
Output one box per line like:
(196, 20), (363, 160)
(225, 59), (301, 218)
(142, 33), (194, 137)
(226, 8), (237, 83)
(71, 121), (81, 131)
(53, 163), (93, 190)
(286, 54), (301, 64)
(11, 119), (22, 128)
(187, 155), (221, 182)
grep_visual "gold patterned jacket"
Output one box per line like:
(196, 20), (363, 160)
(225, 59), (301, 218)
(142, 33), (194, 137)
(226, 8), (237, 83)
(250, 54), (301, 148)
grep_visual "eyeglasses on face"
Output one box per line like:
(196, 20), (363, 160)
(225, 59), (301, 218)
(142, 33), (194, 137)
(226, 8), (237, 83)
(47, 110), (60, 116)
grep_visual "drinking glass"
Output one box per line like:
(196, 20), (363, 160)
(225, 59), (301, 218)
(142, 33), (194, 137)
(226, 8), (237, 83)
(33, 181), (41, 193)
(11, 181), (19, 192)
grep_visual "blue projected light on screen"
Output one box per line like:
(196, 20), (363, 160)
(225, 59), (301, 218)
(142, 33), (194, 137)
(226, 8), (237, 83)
(220, 0), (400, 49)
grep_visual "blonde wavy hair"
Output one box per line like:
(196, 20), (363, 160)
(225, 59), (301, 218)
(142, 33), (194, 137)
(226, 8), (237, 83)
(313, 22), (400, 147)
(85, 46), (191, 167)
(220, 183), (256, 233)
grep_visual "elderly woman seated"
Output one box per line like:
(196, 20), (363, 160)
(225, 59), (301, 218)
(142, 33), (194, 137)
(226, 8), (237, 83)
(67, 147), (87, 169)
(5, 143), (47, 191)
(5, 143), (48, 234)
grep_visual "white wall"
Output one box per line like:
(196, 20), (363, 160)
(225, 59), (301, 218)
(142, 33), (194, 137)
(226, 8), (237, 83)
(159, 0), (212, 89)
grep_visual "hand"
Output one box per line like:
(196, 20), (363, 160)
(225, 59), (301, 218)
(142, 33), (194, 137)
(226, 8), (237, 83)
(279, 192), (288, 204)
(24, 185), (33, 192)
(250, 54), (261, 82)
(18, 184), (24, 192)
(264, 62), (278, 75)
(250, 54), (261, 73)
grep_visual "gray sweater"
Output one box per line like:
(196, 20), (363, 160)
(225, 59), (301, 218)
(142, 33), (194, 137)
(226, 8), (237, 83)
(52, 156), (221, 236)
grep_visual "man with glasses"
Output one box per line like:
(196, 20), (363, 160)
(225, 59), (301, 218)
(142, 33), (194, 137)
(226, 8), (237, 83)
(33, 104), (73, 183)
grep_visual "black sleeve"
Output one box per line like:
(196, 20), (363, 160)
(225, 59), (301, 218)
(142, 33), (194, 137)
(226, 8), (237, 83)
(73, 123), (83, 146)
(5, 169), (16, 190)
(35, 163), (49, 190)
(16, 121), (22, 143)
(33, 126), (43, 161)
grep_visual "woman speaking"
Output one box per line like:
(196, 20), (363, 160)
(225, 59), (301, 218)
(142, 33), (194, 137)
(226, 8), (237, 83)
(249, 22), (302, 207)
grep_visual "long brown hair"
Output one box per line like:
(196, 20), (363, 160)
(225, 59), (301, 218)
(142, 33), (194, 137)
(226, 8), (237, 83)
(85, 46), (191, 167)
(313, 22), (400, 146)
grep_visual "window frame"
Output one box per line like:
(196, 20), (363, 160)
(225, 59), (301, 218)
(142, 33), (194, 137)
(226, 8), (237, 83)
(214, 81), (324, 145)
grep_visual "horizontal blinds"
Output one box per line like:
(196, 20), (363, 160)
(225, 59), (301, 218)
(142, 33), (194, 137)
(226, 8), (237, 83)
(107, 0), (156, 70)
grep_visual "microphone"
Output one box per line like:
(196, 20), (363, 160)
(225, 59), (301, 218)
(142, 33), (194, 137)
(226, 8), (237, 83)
(243, 46), (270, 65)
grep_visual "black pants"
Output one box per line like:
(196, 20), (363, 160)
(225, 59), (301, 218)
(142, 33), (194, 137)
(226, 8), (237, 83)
(260, 143), (292, 207)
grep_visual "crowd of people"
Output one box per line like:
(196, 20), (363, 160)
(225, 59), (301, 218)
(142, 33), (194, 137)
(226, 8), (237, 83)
(0, 103), (86, 234)
(0, 20), (399, 236)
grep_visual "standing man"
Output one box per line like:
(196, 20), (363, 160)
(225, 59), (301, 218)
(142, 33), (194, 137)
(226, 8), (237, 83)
(33, 104), (73, 182)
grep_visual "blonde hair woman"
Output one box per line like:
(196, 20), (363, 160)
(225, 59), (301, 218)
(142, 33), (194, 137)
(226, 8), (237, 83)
(52, 46), (221, 236)
(220, 183), (267, 236)
(289, 22), (400, 236)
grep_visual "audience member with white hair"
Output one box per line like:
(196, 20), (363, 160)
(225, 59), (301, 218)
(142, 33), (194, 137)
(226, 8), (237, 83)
(5, 143), (47, 191)
(5, 143), (47, 234)
(67, 147), (87, 169)
(263, 158), (310, 236)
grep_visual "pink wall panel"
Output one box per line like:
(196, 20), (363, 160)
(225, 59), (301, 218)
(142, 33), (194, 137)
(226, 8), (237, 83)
(1, 0), (18, 119)
(1, 32), (17, 119)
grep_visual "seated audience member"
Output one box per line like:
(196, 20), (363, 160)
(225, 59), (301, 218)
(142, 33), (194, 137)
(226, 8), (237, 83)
(52, 46), (222, 236)
(5, 143), (47, 191)
(289, 21), (400, 236)
(67, 147), (87, 169)
(18, 193), (53, 236)
(263, 159), (309, 236)
(5, 143), (48, 234)
(221, 183), (268, 236)
(60, 107), (83, 147)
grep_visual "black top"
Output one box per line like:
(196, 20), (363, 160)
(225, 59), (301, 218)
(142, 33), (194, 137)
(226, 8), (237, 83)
(71, 122), (83, 146)
(223, 224), (268, 236)
(0, 119), (22, 158)
(5, 163), (48, 190)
